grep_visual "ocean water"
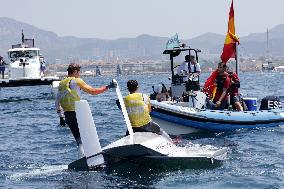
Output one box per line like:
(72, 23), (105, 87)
(0, 72), (284, 189)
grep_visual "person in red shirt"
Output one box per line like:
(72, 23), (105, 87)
(228, 70), (243, 111)
(213, 62), (230, 110)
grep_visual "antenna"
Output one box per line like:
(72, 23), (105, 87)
(21, 30), (24, 44)
(266, 28), (269, 60)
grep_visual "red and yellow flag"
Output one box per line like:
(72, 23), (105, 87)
(202, 69), (218, 99)
(220, 0), (240, 63)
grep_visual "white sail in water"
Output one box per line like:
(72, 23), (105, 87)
(166, 33), (179, 49)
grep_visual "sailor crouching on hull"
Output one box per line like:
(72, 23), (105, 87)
(124, 80), (171, 140)
(55, 63), (116, 157)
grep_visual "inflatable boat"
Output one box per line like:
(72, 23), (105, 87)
(150, 46), (284, 135)
(150, 99), (284, 135)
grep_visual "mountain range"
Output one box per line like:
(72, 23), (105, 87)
(0, 17), (284, 63)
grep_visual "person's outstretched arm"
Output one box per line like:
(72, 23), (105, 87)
(76, 78), (108, 95)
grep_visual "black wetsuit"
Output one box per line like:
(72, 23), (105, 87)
(125, 121), (161, 136)
(64, 111), (81, 145)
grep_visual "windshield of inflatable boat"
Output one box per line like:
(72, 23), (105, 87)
(9, 50), (39, 59)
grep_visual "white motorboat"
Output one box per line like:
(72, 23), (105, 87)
(274, 66), (284, 73)
(68, 80), (227, 171)
(0, 32), (59, 88)
(8, 46), (42, 80)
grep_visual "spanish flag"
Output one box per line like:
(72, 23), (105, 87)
(202, 69), (218, 99)
(220, 0), (240, 63)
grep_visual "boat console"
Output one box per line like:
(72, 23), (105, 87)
(163, 47), (201, 101)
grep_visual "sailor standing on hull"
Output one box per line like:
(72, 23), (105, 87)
(55, 63), (116, 155)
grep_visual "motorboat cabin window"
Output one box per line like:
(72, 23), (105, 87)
(9, 50), (39, 60)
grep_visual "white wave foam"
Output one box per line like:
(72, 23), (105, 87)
(8, 165), (68, 180)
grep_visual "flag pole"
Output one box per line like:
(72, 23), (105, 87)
(234, 0), (239, 76)
(235, 43), (239, 75)
(22, 30), (24, 44)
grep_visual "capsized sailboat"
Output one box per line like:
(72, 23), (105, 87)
(68, 80), (227, 171)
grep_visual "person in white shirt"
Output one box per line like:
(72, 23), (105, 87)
(187, 55), (201, 91)
(176, 55), (191, 82)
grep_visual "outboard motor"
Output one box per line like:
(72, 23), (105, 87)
(260, 96), (282, 110)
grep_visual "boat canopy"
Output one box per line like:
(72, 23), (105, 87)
(163, 47), (201, 84)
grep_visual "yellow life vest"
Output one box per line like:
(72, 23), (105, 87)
(124, 93), (151, 127)
(58, 77), (80, 111)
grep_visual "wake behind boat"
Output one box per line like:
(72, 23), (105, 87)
(68, 80), (227, 171)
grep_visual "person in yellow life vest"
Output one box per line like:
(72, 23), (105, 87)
(124, 80), (170, 140)
(55, 63), (116, 153)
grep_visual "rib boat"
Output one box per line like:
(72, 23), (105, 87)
(150, 46), (284, 135)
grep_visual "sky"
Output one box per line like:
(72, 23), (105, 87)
(0, 0), (283, 40)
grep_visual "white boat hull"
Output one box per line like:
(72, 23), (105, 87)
(10, 62), (40, 79)
(152, 116), (200, 135)
(68, 100), (227, 171)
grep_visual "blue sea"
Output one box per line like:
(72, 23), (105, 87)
(0, 72), (284, 188)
